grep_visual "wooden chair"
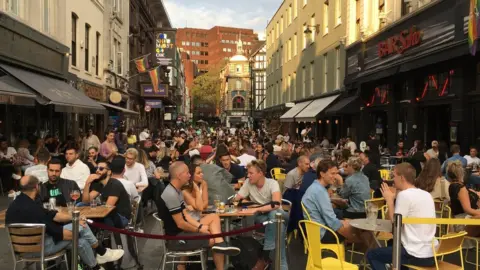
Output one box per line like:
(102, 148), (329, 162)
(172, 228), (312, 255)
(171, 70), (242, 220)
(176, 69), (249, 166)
(403, 231), (467, 270)
(153, 213), (208, 270)
(7, 223), (69, 270)
(301, 202), (345, 259)
(299, 220), (358, 270)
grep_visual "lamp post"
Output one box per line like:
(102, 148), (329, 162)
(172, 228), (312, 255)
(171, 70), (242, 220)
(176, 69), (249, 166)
(304, 24), (320, 44)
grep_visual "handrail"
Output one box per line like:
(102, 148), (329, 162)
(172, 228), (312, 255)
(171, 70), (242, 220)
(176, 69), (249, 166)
(402, 217), (480, 225)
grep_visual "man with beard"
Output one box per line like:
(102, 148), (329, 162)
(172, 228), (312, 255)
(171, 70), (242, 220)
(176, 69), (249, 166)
(82, 161), (132, 228)
(39, 159), (81, 207)
(60, 145), (90, 189)
(85, 146), (106, 174)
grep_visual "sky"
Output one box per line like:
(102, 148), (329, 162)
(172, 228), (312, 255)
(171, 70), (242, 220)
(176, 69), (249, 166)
(163, 0), (282, 40)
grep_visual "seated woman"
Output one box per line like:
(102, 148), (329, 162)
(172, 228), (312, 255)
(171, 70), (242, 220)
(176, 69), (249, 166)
(336, 157), (371, 219)
(302, 159), (374, 246)
(415, 158), (450, 201)
(447, 160), (480, 228)
(182, 164), (209, 221)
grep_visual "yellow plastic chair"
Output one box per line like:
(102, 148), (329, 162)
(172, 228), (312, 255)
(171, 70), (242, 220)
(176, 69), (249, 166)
(465, 235), (480, 270)
(379, 169), (391, 181)
(301, 202), (345, 259)
(270, 168), (286, 180)
(299, 220), (358, 270)
(403, 231), (467, 270)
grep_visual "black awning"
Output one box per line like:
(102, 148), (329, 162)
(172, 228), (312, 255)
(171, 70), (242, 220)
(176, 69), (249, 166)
(325, 96), (361, 115)
(0, 64), (105, 114)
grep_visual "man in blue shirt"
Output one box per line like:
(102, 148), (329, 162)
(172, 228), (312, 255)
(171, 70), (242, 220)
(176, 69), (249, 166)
(441, 144), (467, 176)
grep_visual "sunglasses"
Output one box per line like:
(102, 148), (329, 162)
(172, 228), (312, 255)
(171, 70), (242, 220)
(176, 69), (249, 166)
(96, 166), (109, 171)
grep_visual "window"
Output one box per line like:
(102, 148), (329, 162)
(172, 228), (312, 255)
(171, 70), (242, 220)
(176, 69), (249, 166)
(186, 41), (190, 46)
(294, 0), (298, 18)
(196, 42), (201, 46)
(116, 41), (123, 75)
(323, 54), (328, 91)
(303, 23), (308, 49)
(236, 80), (242, 89)
(95, 32), (100, 76)
(288, 5), (292, 25)
(335, 0), (342, 25)
(43, 0), (49, 33)
(8, 0), (19, 15)
(236, 65), (242, 73)
(310, 62), (314, 96)
(323, 2), (329, 34)
(276, 21), (279, 37)
(223, 48), (226, 52)
(233, 96), (245, 109)
(182, 41), (185, 46)
(71, 13), (78, 66)
(335, 47), (340, 89)
(311, 15), (316, 42)
(85, 24), (90, 71)
(293, 33), (297, 56)
(227, 48), (232, 52)
(379, 0), (386, 29)
(293, 72), (297, 100)
(288, 39), (292, 61)
(287, 75), (291, 101)
(302, 66), (306, 97)
(356, 0), (361, 40)
(280, 16), (284, 34)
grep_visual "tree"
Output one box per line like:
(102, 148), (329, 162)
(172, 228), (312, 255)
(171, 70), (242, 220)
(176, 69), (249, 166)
(191, 67), (224, 112)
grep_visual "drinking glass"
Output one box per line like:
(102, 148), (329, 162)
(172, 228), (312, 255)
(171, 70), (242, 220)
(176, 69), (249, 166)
(67, 202), (74, 214)
(70, 190), (81, 209)
(366, 203), (379, 226)
(43, 202), (50, 210)
(214, 195), (221, 211)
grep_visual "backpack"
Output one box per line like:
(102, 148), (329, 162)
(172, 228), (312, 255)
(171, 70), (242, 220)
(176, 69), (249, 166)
(230, 236), (263, 270)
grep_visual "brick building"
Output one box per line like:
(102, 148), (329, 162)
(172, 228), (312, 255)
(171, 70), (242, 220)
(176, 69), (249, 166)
(176, 26), (259, 73)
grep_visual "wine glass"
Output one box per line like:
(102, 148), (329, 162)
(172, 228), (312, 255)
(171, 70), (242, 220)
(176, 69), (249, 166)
(70, 190), (80, 209)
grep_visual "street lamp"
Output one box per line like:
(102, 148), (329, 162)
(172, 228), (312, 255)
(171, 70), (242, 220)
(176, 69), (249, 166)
(303, 24), (320, 35)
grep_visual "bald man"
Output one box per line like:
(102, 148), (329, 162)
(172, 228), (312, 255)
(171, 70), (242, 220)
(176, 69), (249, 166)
(155, 161), (240, 270)
(284, 155), (310, 191)
(6, 175), (124, 269)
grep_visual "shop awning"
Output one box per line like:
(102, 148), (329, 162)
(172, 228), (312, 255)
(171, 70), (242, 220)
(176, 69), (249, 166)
(295, 94), (340, 122)
(279, 101), (312, 122)
(99, 102), (140, 115)
(0, 64), (105, 114)
(0, 73), (37, 99)
(325, 95), (361, 115)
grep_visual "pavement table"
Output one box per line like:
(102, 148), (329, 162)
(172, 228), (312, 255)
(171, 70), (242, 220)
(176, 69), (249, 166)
(349, 218), (392, 247)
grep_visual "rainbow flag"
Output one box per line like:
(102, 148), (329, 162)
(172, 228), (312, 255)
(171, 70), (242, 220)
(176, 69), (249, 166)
(469, 0), (480, 55)
(148, 66), (161, 93)
(134, 56), (149, 73)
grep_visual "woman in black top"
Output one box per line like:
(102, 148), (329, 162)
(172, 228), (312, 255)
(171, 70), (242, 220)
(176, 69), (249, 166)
(447, 161), (480, 217)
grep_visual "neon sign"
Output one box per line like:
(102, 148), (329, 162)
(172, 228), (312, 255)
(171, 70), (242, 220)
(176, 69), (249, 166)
(378, 26), (422, 58)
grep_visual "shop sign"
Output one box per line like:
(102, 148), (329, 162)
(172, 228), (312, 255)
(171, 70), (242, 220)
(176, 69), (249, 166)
(378, 26), (422, 58)
(84, 83), (104, 100)
(145, 99), (163, 108)
(141, 84), (168, 97)
(155, 32), (175, 66)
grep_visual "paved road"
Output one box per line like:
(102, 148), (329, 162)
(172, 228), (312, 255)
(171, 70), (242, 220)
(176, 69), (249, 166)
(0, 196), (476, 270)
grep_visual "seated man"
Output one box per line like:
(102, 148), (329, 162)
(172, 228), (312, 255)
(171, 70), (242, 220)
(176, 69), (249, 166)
(82, 161), (132, 228)
(156, 161), (240, 270)
(367, 163), (437, 270)
(217, 152), (246, 184)
(302, 160), (374, 245)
(109, 156), (139, 200)
(284, 155), (310, 191)
(39, 159), (81, 207)
(85, 146), (106, 174)
(234, 160), (288, 270)
(7, 175), (124, 270)
(25, 147), (50, 183)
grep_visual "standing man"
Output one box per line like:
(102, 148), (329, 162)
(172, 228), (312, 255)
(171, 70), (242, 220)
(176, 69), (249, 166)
(139, 126), (150, 142)
(25, 147), (50, 183)
(284, 155), (310, 191)
(367, 132), (381, 166)
(123, 148), (149, 192)
(234, 160), (288, 270)
(367, 163), (437, 269)
(345, 136), (357, 155)
(217, 152), (245, 184)
(85, 146), (106, 174)
(7, 175), (124, 269)
(60, 146), (90, 189)
(39, 159), (80, 206)
(82, 160), (132, 228)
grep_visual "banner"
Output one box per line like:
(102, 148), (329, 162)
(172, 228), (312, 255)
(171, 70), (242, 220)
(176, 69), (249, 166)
(134, 56), (149, 73)
(145, 99), (163, 108)
(141, 84), (168, 97)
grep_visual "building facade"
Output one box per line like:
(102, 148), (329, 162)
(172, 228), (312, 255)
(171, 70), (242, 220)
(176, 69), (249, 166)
(250, 41), (267, 126)
(343, 0), (475, 151)
(220, 39), (252, 127)
(265, 0), (347, 139)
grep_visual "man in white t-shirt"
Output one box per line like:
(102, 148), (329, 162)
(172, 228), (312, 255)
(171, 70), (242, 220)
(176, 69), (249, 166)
(60, 147), (90, 189)
(109, 156), (139, 200)
(237, 148), (256, 167)
(25, 148), (50, 183)
(123, 148), (149, 192)
(464, 146), (480, 166)
(345, 136), (357, 155)
(139, 127), (150, 142)
(366, 163), (437, 269)
(234, 160), (288, 270)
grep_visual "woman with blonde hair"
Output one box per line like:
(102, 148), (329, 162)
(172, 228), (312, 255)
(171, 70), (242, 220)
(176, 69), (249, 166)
(137, 149), (155, 178)
(415, 158), (450, 201)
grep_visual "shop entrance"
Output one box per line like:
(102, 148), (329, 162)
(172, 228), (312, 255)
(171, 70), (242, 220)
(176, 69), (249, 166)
(423, 105), (450, 145)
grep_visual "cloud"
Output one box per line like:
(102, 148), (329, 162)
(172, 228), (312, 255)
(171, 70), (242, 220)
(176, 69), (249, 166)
(164, 0), (281, 40)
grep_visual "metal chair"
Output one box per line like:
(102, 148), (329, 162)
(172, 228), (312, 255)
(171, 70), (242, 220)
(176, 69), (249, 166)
(126, 196), (143, 269)
(7, 223), (69, 270)
(152, 213), (208, 270)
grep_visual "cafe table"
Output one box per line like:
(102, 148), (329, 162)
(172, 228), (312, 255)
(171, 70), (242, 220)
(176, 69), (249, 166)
(349, 218), (392, 247)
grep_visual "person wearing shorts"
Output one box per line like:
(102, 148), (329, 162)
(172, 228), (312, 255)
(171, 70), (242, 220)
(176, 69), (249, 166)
(155, 161), (240, 270)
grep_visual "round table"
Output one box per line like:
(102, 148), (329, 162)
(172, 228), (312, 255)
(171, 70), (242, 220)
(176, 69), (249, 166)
(349, 218), (392, 247)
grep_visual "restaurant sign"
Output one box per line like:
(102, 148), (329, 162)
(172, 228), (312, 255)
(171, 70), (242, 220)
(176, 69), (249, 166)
(378, 26), (422, 58)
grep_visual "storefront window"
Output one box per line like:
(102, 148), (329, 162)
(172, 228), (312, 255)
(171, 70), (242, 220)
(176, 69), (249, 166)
(365, 84), (390, 107)
(416, 70), (453, 101)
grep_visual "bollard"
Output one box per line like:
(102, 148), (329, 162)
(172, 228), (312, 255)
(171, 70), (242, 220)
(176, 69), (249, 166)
(275, 212), (283, 270)
(392, 213), (403, 270)
(71, 210), (80, 270)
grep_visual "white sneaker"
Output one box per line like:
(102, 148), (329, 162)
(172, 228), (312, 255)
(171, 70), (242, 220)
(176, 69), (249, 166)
(96, 248), (124, 264)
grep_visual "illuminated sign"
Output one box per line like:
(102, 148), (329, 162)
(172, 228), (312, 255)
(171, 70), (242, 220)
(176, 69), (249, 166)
(377, 26), (422, 58)
(155, 33), (174, 65)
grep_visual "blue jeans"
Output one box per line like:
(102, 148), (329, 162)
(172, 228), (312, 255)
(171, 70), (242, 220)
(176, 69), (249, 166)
(44, 224), (99, 267)
(254, 209), (289, 270)
(366, 246), (435, 270)
(104, 213), (129, 228)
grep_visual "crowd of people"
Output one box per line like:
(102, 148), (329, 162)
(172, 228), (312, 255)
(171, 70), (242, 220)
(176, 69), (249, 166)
(1, 125), (480, 269)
